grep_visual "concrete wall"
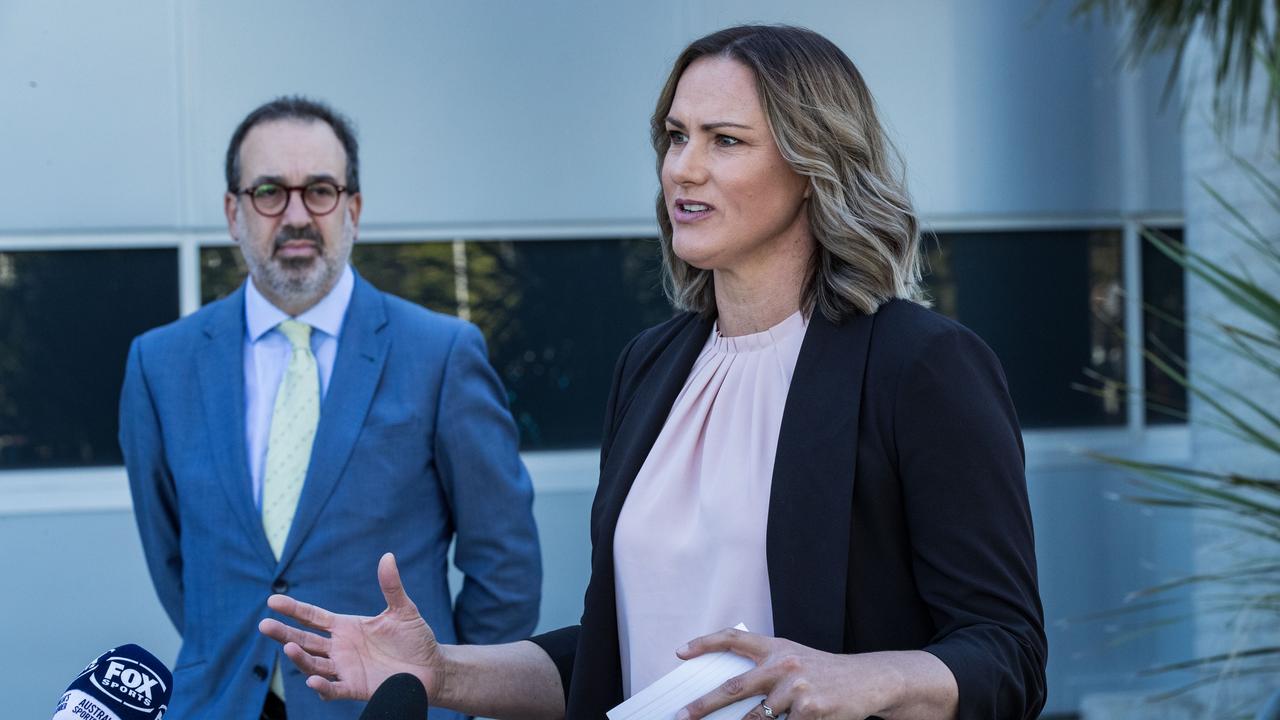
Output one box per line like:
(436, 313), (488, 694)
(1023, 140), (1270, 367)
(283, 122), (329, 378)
(1, 0), (1181, 237)
(0, 1), (1189, 716)
(0, 476), (594, 713)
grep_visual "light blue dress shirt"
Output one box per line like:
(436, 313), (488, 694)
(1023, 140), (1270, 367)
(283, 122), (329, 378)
(243, 264), (354, 508)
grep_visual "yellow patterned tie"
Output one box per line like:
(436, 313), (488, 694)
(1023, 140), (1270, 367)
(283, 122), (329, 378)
(262, 320), (319, 699)
(262, 320), (319, 557)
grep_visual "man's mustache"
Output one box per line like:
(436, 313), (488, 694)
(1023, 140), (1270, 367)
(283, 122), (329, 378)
(274, 226), (323, 252)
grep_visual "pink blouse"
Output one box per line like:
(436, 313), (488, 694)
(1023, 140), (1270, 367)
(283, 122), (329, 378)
(612, 310), (809, 697)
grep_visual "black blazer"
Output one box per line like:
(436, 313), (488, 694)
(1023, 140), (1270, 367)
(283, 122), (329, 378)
(532, 300), (1047, 720)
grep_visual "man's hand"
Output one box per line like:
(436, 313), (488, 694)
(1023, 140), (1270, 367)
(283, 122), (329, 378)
(259, 552), (443, 701)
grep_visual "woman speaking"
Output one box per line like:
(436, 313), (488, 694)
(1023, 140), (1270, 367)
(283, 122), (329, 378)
(260, 24), (1046, 720)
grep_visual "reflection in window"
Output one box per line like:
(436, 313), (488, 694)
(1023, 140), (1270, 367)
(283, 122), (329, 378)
(924, 230), (1128, 428)
(463, 239), (673, 448)
(201, 247), (241, 304)
(200, 239), (674, 449)
(0, 249), (179, 468)
(1142, 227), (1188, 424)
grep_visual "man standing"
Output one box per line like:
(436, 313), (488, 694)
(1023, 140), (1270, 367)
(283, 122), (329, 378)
(120, 97), (541, 720)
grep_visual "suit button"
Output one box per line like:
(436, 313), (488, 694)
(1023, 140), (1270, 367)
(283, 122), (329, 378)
(272, 578), (289, 594)
(253, 665), (268, 681)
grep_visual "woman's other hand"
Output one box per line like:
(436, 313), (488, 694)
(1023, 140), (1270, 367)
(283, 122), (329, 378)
(675, 627), (957, 720)
(258, 552), (442, 702)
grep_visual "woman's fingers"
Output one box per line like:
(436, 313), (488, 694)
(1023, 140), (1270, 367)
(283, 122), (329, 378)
(305, 673), (353, 701)
(282, 641), (338, 678)
(679, 667), (772, 720)
(258, 617), (332, 656)
(751, 682), (798, 720)
(679, 627), (775, 663)
(675, 631), (800, 720)
(677, 633), (820, 720)
(377, 552), (419, 618)
(266, 592), (338, 632)
(739, 698), (776, 720)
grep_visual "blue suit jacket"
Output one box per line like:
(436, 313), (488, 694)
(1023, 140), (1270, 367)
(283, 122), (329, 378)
(120, 272), (542, 720)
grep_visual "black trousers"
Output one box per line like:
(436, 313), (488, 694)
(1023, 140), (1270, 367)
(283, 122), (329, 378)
(261, 692), (287, 720)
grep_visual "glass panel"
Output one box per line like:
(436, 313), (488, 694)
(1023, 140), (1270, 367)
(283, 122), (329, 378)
(202, 243), (459, 311)
(352, 242), (458, 315)
(200, 239), (674, 449)
(0, 249), (179, 468)
(924, 230), (1127, 428)
(1142, 227), (1188, 424)
(200, 245), (246, 304)
(461, 239), (672, 449)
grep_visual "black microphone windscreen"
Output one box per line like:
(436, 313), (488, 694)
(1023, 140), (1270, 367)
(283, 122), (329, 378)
(358, 672), (429, 720)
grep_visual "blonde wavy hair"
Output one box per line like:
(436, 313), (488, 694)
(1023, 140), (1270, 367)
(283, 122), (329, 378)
(652, 24), (926, 321)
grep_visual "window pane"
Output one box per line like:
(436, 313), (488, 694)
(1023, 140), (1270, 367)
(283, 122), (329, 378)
(352, 242), (457, 315)
(1142, 227), (1188, 424)
(460, 239), (672, 449)
(202, 244), (460, 310)
(201, 246), (249, 304)
(199, 239), (674, 449)
(0, 249), (179, 468)
(924, 230), (1127, 428)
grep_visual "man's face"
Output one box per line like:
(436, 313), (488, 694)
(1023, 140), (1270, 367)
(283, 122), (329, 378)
(224, 119), (361, 314)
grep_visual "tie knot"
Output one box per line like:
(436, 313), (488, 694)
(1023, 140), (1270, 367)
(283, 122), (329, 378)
(277, 320), (312, 351)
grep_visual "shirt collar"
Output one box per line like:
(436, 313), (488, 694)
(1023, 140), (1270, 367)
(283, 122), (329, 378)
(245, 264), (355, 343)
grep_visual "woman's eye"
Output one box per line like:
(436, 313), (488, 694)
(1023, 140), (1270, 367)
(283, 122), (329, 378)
(667, 130), (688, 144)
(716, 135), (741, 147)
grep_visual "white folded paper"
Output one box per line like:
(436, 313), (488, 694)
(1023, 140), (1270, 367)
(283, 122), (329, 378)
(608, 624), (764, 720)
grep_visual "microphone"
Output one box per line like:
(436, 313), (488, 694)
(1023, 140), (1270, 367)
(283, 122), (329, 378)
(358, 672), (429, 720)
(51, 644), (172, 720)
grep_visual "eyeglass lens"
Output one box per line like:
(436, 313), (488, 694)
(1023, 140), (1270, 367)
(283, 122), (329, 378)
(250, 182), (341, 216)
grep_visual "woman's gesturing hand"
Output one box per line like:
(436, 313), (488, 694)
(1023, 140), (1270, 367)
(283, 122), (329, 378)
(674, 628), (957, 720)
(258, 552), (443, 702)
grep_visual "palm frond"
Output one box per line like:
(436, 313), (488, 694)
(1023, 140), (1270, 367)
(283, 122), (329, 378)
(1143, 646), (1280, 675)
(1074, 0), (1280, 129)
(1065, 8), (1280, 703)
(1147, 230), (1280, 332)
(1146, 662), (1280, 703)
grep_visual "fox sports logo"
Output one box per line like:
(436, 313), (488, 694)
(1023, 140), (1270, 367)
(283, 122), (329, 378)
(90, 655), (167, 712)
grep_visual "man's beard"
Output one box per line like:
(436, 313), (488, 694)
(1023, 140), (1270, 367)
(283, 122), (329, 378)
(239, 214), (353, 308)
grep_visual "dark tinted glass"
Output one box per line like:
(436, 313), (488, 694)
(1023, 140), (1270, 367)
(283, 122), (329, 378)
(201, 245), (245, 303)
(924, 230), (1127, 428)
(1142, 227), (1188, 424)
(200, 239), (674, 449)
(460, 239), (673, 448)
(203, 243), (463, 311)
(0, 249), (179, 468)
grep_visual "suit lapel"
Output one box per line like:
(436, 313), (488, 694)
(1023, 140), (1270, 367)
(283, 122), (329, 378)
(196, 286), (277, 567)
(571, 314), (711, 718)
(595, 314), (712, 556)
(767, 311), (873, 653)
(277, 274), (390, 568)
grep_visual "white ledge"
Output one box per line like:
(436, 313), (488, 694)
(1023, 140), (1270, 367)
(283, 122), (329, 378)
(0, 449), (602, 517)
(0, 428), (1191, 517)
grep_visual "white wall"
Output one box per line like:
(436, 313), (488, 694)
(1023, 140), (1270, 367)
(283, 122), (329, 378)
(1, 0), (1181, 236)
(0, 1), (1187, 716)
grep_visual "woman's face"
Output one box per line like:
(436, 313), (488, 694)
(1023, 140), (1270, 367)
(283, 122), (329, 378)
(661, 56), (810, 277)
